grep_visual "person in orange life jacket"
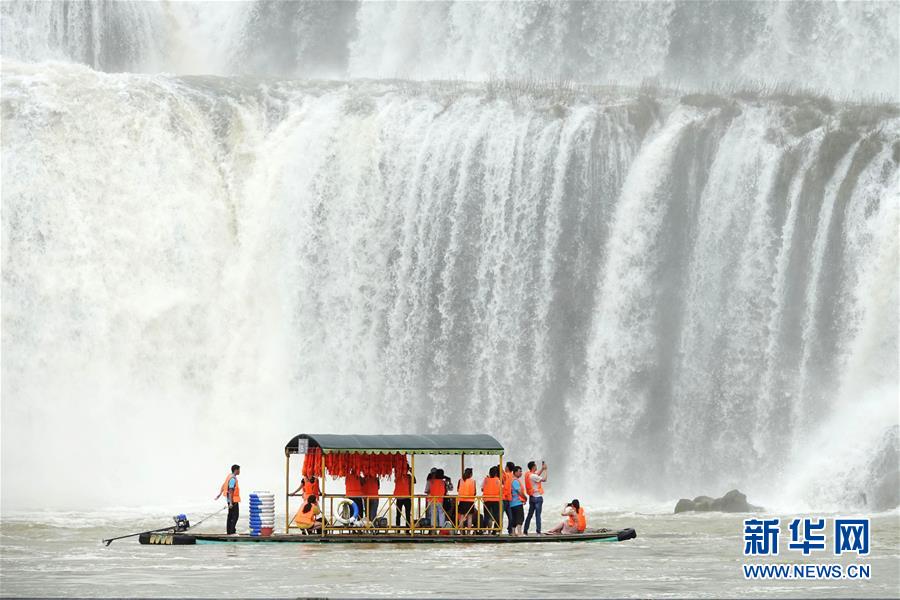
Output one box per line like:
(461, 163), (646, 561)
(393, 467), (416, 528)
(509, 466), (527, 536)
(291, 475), (320, 501)
(501, 461), (515, 534)
(456, 468), (477, 529)
(362, 473), (379, 521)
(214, 464), (240, 535)
(440, 471), (455, 524)
(292, 494), (322, 531)
(546, 499), (587, 535)
(424, 468), (447, 528)
(523, 460), (548, 535)
(481, 466), (502, 531)
(345, 469), (364, 519)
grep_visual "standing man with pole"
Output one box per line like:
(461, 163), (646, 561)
(215, 464), (241, 535)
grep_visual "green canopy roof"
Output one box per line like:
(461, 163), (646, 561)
(285, 433), (504, 455)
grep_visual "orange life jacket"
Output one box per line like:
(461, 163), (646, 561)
(428, 478), (446, 501)
(482, 477), (501, 500)
(525, 472), (544, 495)
(221, 473), (240, 503)
(515, 477), (527, 502)
(568, 507), (586, 532)
(302, 479), (319, 500)
(502, 471), (512, 501)
(294, 503), (318, 526)
(457, 478), (475, 501)
(393, 474), (411, 496)
(346, 473), (362, 496)
(363, 477), (378, 497)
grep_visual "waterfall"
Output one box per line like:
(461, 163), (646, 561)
(3, 1), (898, 99)
(1, 2), (897, 511)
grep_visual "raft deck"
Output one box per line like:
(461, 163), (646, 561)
(140, 528), (636, 545)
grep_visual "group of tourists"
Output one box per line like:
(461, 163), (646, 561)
(223, 460), (588, 536)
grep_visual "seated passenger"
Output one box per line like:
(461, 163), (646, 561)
(545, 499), (586, 535)
(292, 495), (322, 532)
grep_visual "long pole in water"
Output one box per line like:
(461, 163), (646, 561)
(102, 506), (226, 546)
(102, 525), (176, 546)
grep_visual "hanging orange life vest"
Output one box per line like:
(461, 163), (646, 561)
(569, 507), (587, 532)
(221, 473), (240, 503)
(428, 478), (446, 501)
(482, 477), (501, 500)
(457, 478), (476, 501)
(502, 471), (512, 501)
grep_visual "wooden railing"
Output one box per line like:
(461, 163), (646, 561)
(287, 494), (505, 534)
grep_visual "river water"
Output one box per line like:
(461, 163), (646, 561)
(2, 2), (898, 596)
(1, 508), (897, 598)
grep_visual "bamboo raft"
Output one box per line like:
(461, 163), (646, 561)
(140, 528), (636, 545)
(135, 433), (636, 546)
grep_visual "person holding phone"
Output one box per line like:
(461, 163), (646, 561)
(523, 460), (548, 535)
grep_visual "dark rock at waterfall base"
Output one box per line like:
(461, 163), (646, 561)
(674, 489), (762, 513)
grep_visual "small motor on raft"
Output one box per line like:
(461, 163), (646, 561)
(172, 514), (190, 531)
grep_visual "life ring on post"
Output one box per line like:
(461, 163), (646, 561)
(334, 499), (360, 525)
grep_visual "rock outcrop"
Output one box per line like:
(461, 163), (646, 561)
(674, 489), (762, 513)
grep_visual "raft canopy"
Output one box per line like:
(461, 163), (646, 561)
(284, 433), (504, 455)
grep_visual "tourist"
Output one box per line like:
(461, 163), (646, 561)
(481, 466), (502, 532)
(441, 471), (455, 525)
(456, 468), (476, 529)
(509, 465), (526, 536)
(214, 464), (240, 535)
(546, 499), (587, 535)
(345, 468), (364, 520)
(363, 473), (380, 521)
(393, 467), (414, 529)
(523, 460), (547, 535)
(291, 475), (320, 502)
(502, 461), (515, 534)
(292, 494), (321, 532)
(424, 468), (447, 528)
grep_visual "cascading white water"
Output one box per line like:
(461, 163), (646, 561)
(1, 2), (897, 512)
(3, 1), (898, 99)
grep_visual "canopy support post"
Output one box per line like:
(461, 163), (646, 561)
(284, 452), (290, 533)
(499, 453), (504, 534)
(321, 452), (327, 537)
(410, 453), (416, 534)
